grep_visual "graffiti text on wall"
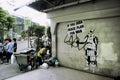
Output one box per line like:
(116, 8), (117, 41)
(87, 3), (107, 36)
(64, 20), (85, 50)
(67, 20), (84, 35)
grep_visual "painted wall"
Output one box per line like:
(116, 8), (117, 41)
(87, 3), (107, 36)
(47, 0), (120, 77)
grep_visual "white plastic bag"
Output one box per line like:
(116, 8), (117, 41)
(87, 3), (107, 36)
(11, 54), (15, 64)
(27, 65), (32, 71)
(40, 63), (49, 69)
(55, 60), (59, 67)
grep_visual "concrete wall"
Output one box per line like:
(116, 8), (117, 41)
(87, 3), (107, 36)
(47, 0), (120, 77)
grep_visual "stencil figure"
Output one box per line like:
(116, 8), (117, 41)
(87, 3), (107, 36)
(77, 29), (98, 72)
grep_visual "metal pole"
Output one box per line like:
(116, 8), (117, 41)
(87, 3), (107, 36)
(28, 29), (30, 48)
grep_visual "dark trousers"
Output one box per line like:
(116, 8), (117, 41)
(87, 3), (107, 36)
(14, 48), (17, 52)
(37, 56), (43, 65)
(0, 52), (3, 61)
(6, 52), (13, 63)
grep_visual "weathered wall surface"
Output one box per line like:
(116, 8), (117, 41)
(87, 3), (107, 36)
(47, 0), (120, 77)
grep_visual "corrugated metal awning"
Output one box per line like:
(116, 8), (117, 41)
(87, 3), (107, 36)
(29, 0), (95, 12)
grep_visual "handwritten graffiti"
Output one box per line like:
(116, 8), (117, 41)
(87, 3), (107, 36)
(64, 34), (86, 50)
(64, 20), (85, 50)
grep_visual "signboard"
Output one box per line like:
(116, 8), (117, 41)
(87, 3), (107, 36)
(67, 20), (84, 35)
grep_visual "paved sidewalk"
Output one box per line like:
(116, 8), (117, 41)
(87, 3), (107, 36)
(0, 63), (21, 80)
(6, 67), (114, 80)
(0, 40), (28, 80)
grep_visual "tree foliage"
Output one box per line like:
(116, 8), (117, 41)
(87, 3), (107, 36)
(28, 25), (45, 38)
(0, 7), (15, 30)
(0, 7), (8, 28)
(28, 26), (35, 36)
(7, 16), (15, 30)
(21, 30), (27, 39)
